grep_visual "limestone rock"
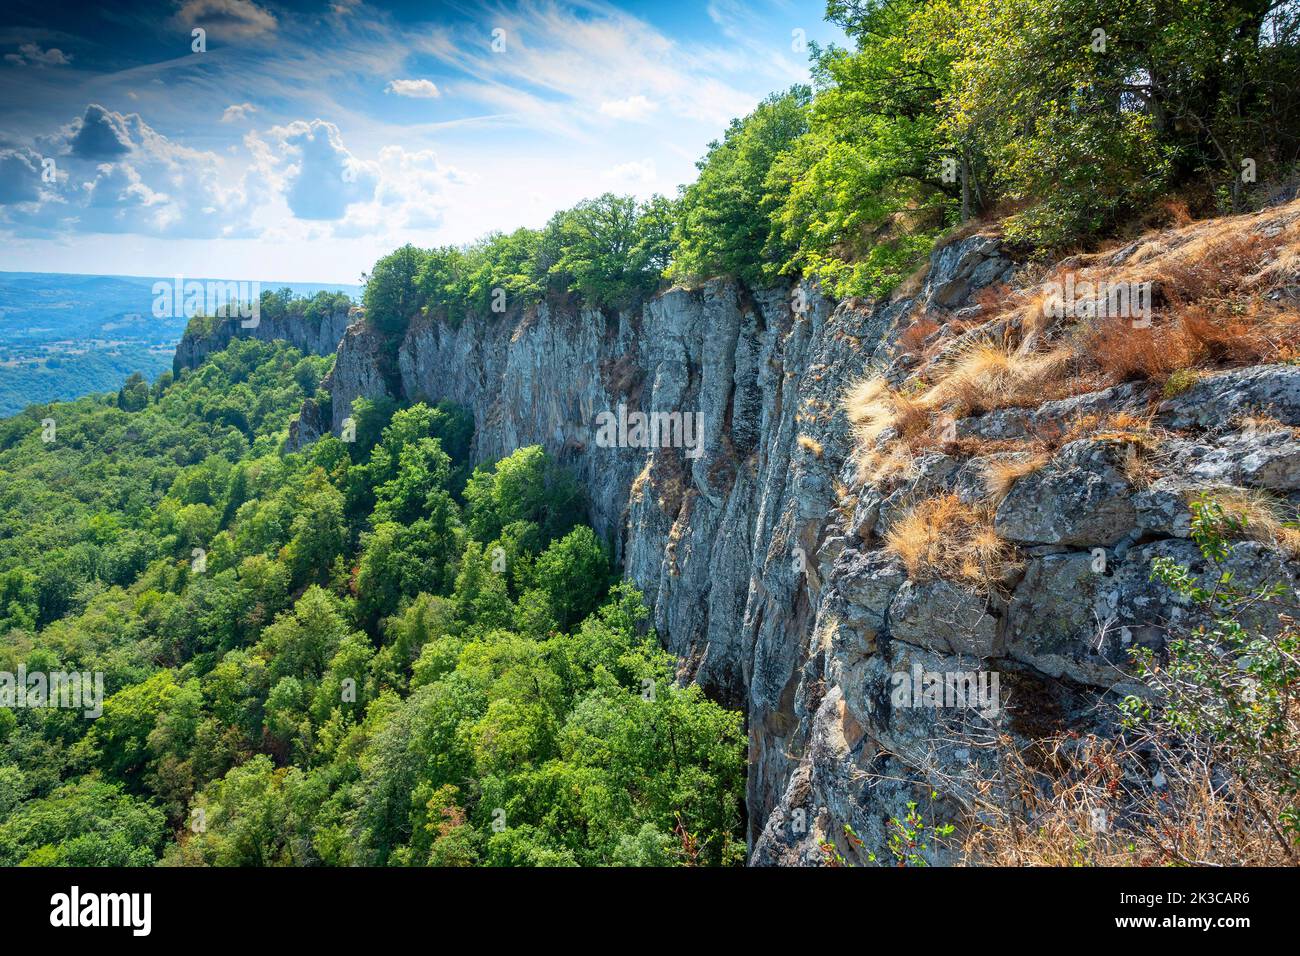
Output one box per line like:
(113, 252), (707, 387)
(995, 439), (1136, 545)
(1158, 364), (1300, 429)
(887, 579), (1002, 659)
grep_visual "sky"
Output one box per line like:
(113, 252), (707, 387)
(0, 0), (844, 283)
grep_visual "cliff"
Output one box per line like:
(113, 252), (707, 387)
(276, 200), (1300, 863)
(173, 307), (358, 375)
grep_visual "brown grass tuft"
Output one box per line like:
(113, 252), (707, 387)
(842, 376), (937, 483)
(797, 434), (824, 458)
(1081, 319), (1195, 383)
(982, 454), (1048, 504)
(928, 341), (1077, 416)
(884, 493), (1019, 592)
(1215, 488), (1300, 558)
(898, 316), (941, 353)
(1083, 301), (1300, 386)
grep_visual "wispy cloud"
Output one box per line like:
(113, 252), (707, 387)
(169, 0), (278, 41)
(385, 78), (441, 99)
(599, 95), (657, 121)
(221, 102), (257, 122)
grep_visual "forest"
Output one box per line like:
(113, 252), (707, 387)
(0, 336), (745, 865)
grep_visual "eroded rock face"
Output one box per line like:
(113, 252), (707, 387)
(1158, 365), (1300, 429)
(280, 234), (1023, 858)
(173, 308), (356, 376)
(256, 228), (1297, 865)
(994, 440), (1137, 546)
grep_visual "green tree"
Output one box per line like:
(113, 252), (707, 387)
(669, 87), (811, 287)
(463, 445), (585, 547)
(533, 526), (610, 630)
(364, 244), (428, 335)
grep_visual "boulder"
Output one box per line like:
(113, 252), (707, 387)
(995, 439), (1136, 546)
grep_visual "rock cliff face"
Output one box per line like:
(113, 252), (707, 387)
(275, 204), (1300, 864)
(173, 308), (357, 375)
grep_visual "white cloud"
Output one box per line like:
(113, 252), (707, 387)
(221, 103), (258, 122)
(170, 0), (278, 40)
(334, 144), (468, 236)
(598, 95), (657, 121)
(3, 43), (72, 67)
(0, 104), (261, 240)
(601, 158), (658, 189)
(385, 79), (441, 99)
(258, 119), (379, 221)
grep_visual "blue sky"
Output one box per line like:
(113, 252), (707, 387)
(0, 0), (843, 283)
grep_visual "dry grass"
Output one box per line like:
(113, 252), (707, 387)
(1180, 301), (1300, 364)
(1082, 303), (1300, 386)
(926, 341), (1078, 416)
(897, 316), (941, 353)
(982, 454), (1048, 504)
(1159, 230), (1286, 306)
(883, 493), (1020, 592)
(958, 732), (1296, 866)
(797, 434), (824, 459)
(842, 375), (937, 483)
(1249, 228), (1300, 290)
(972, 282), (1012, 313)
(841, 376), (893, 439)
(1082, 318), (1194, 383)
(1215, 488), (1300, 557)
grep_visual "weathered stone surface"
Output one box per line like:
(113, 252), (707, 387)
(832, 549), (905, 632)
(1158, 364), (1300, 429)
(957, 383), (1143, 442)
(850, 485), (882, 540)
(1006, 551), (1137, 686)
(324, 321), (398, 434)
(924, 234), (1015, 308)
(876, 453), (960, 535)
(888, 579), (1002, 658)
(1134, 482), (1194, 537)
(1114, 538), (1300, 645)
(995, 439), (1136, 545)
(1161, 429), (1300, 491)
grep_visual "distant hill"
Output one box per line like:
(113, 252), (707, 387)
(0, 272), (361, 415)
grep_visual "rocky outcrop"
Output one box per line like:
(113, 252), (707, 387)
(268, 218), (1297, 865)
(173, 307), (357, 375)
